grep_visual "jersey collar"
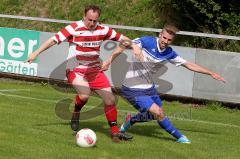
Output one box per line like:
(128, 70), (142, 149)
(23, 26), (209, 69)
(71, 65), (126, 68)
(156, 38), (166, 53)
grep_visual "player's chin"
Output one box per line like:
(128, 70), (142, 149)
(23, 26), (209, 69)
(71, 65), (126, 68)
(89, 26), (96, 30)
(160, 44), (166, 49)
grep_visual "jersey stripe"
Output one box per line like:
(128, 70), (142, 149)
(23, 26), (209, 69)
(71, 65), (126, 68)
(53, 20), (123, 70)
(76, 55), (99, 61)
(76, 45), (100, 52)
(74, 35), (105, 42)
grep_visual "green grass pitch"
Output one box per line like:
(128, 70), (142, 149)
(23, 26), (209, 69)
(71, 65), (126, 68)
(0, 79), (239, 159)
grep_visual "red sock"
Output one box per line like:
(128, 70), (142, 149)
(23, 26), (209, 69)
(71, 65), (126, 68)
(104, 105), (119, 134)
(74, 95), (87, 112)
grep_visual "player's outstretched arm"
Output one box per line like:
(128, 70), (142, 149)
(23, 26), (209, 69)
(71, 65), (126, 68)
(101, 36), (143, 71)
(101, 37), (132, 71)
(122, 36), (143, 61)
(25, 38), (57, 63)
(182, 61), (226, 83)
(101, 44), (126, 71)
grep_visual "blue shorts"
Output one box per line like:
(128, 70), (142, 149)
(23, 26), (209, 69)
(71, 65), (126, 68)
(121, 85), (162, 113)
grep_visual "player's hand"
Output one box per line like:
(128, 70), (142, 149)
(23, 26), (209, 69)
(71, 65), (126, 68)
(25, 52), (38, 64)
(132, 44), (144, 61)
(101, 61), (111, 71)
(211, 72), (226, 83)
(133, 49), (144, 61)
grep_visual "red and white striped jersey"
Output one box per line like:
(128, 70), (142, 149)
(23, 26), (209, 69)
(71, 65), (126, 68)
(52, 20), (123, 70)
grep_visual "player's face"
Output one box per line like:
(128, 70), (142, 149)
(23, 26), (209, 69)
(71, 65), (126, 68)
(83, 10), (99, 30)
(158, 30), (174, 50)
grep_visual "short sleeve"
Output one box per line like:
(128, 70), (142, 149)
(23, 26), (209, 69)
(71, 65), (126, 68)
(52, 22), (77, 44)
(104, 27), (123, 41)
(132, 38), (143, 48)
(169, 55), (186, 66)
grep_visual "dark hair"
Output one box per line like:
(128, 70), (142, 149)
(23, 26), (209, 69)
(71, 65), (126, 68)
(84, 5), (101, 16)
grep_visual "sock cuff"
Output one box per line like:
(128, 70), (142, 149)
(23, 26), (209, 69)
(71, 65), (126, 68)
(108, 121), (118, 127)
(74, 95), (87, 112)
(158, 116), (168, 123)
(75, 95), (87, 106)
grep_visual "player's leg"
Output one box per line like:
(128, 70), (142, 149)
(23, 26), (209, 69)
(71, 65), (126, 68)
(67, 71), (91, 131)
(120, 111), (154, 133)
(120, 95), (156, 133)
(95, 87), (118, 134)
(148, 99), (191, 144)
(120, 86), (155, 133)
(95, 87), (133, 141)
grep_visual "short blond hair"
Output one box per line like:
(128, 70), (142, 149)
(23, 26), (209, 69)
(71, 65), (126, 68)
(163, 24), (179, 35)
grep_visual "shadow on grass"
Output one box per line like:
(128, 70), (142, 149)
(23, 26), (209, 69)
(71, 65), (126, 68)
(34, 119), (218, 142)
(33, 120), (173, 141)
(120, 120), (221, 142)
(126, 123), (175, 142)
(34, 120), (113, 139)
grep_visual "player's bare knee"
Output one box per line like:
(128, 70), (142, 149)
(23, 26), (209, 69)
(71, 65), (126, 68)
(77, 94), (89, 102)
(103, 97), (116, 105)
(155, 109), (165, 120)
(102, 94), (116, 105)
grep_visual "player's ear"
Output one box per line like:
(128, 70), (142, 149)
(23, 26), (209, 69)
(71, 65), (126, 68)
(83, 15), (86, 21)
(158, 32), (162, 38)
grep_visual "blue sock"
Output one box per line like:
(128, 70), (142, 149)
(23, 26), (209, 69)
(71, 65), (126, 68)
(130, 112), (154, 124)
(157, 117), (182, 139)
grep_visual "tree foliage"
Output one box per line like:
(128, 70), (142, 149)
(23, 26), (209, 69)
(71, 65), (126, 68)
(151, 0), (240, 51)
(173, 0), (240, 35)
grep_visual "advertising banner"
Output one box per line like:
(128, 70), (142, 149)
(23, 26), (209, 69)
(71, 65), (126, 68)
(0, 28), (40, 76)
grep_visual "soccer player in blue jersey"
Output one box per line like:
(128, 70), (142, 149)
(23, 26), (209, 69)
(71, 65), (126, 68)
(101, 24), (226, 143)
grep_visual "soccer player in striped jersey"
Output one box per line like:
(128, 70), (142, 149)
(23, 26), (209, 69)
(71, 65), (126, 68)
(102, 24), (226, 143)
(26, 5), (140, 142)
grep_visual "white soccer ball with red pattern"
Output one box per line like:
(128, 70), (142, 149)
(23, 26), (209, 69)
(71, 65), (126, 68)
(76, 128), (97, 147)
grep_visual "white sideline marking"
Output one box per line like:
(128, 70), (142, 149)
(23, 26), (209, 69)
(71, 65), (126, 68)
(0, 92), (57, 103)
(0, 89), (30, 92)
(1, 92), (240, 129)
(170, 117), (240, 129)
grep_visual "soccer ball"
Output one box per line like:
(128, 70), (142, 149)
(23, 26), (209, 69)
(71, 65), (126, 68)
(76, 128), (97, 147)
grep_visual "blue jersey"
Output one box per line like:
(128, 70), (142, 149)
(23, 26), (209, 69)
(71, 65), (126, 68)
(122, 36), (186, 89)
